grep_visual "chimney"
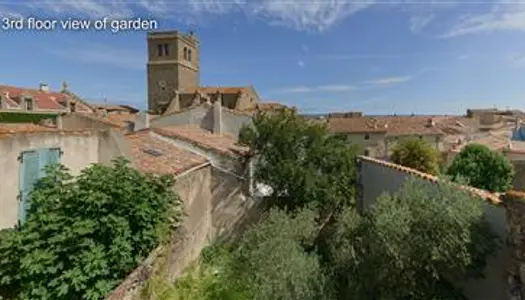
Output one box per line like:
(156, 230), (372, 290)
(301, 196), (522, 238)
(39, 83), (50, 93)
(213, 95), (222, 135)
(134, 112), (150, 131)
(427, 118), (435, 127)
(56, 114), (63, 129)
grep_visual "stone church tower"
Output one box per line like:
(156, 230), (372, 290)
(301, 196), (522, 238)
(147, 31), (200, 114)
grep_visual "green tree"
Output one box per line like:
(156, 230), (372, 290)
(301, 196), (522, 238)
(224, 208), (332, 300)
(239, 110), (358, 216)
(390, 138), (440, 175)
(447, 143), (515, 192)
(326, 178), (500, 300)
(0, 158), (183, 300)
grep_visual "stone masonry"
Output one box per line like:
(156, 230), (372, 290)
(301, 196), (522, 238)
(504, 191), (525, 300)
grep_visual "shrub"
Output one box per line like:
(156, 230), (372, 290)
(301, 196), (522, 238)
(390, 138), (440, 175)
(327, 178), (500, 299)
(447, 143), (515, 192)
(0, 158), (183, 300)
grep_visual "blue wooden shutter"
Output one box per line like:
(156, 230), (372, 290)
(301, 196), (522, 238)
(37, 148), (61, 177)
(18, 148), (61, 225)
(18, 151), (40, 225)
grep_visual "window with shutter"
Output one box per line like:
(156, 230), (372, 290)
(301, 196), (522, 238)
(18, 148), (62, 225)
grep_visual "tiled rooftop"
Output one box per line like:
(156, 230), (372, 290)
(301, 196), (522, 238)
(451, 134), (510, 153)
(152, 124), (248, 157)
(126, 130), (209, 175)
(0, 123), (57, 134)
(328, 115), (446, 136)
(186, 86), (250, 94)
(0, 84), (92, 112)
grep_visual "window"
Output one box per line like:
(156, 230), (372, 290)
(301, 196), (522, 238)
(25, 97), (33, 111)
(364, 133), (370, 140)
(157, 44), (163, 56)
(188, 49), (192, 61)
(70, 102), (76, 112)
(183, 47), (188, 60)
(18, 148), (62, 225)
(364, 149), (370, 156)
(163, 43), (169, 56)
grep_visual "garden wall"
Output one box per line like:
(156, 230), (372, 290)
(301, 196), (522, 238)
(357, 156), (508, 300)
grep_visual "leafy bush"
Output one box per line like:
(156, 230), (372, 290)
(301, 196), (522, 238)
(0, 112), (57, 123)
(447, 143), (515, 192)
(326, 178), (500, 299)
(239, 110), (358, 215)
(0, 158), (183, 300)
(390, 138), (440, 175)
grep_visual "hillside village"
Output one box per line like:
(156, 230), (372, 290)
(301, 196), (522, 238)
(2, 30), (525, 300)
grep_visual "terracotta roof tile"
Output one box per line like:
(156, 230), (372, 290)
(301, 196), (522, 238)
(0, 123), (57, 133)
(105, 113), (136, 128)
(152, 124), (248, 157)
(328, 116), (445, 136)
(451, 134), (510, 153)
(0, 85), (66, 110)
(187, 86), (250, 94)
(126, 130), (209, 175)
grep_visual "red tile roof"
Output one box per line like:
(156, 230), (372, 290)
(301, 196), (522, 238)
(328, 116), (445, 136)
(126, 130), (209, 175)
(0, 123), (57, 134)
(0, 85), (66, 110)
(187, 86), (250, 94)
(152, 124), (249, 157)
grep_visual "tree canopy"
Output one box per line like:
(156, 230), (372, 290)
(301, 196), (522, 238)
(390, 138), (440, 175)
(239, 110), (358, 216)
(0, 158), (183, 300)
(447, 143), (515, 192)
(325, 178), (500, 300)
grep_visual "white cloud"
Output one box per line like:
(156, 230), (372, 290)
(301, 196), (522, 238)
(47, 43), (144, 70)
(364, 76), (413, 86)
(21, 1), (133, 19)
(409, 13), (434, 33)
(276, 84), (355, 94)
(442, 2), (525, 38)
(297, 59), (305, 68)
(251, 0), (374, 31)
(4, 0), (375, 32)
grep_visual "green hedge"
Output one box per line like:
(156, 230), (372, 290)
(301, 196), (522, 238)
(0, 112), (57, 123)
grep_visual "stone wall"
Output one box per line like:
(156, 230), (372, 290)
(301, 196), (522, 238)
(503, 191), (525, 300)
(151, 104), (252, 138)
(358, 156), (508, 300)
(105, 159), (262, 300)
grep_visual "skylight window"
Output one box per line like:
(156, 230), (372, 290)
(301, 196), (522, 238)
(143, 148), (163, 157)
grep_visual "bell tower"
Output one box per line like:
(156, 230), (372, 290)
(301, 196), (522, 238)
(147, 30), (200, 114)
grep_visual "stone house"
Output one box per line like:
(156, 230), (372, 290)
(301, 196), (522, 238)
(328, 115), (445, 158)
(0, 83), (94, 114)
(106, 103), (262, 299)
(0, 124), (127, 229)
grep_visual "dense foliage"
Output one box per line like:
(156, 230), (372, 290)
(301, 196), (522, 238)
(239, 110), (358, 215)
(325, 178), (500, 299)
(447, 143), (515, 192)
(0, 158), (183, 300)
(0, 112), (57, 123)
(155, 208), (332, 300)
(390, 138), (440, 175)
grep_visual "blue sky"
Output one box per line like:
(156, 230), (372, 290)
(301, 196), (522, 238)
(1, 1), (525, 114)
